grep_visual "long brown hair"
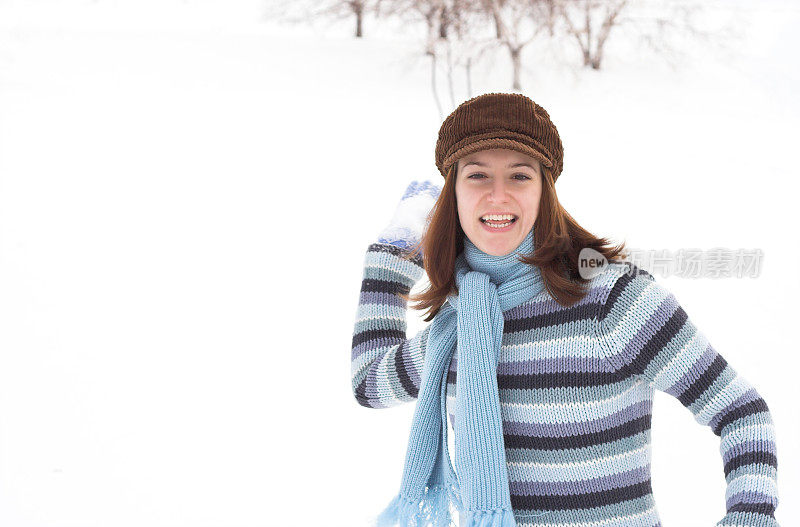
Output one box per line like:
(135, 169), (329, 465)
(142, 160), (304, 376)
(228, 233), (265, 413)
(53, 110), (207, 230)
(399, 161), (629, 322)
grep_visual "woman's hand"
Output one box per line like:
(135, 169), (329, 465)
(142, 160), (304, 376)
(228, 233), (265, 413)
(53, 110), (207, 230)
(376, 180), (442, 252)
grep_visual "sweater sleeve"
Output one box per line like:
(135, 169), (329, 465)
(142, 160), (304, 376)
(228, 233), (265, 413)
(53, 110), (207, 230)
(350, 242), (432, 409)
(596, 265), (780, 527)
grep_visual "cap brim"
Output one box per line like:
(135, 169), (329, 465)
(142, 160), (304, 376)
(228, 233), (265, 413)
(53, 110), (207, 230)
(441, 138), (553, 176)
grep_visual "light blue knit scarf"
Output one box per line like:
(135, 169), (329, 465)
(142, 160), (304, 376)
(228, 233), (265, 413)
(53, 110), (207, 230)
(375, 225), (548, 527)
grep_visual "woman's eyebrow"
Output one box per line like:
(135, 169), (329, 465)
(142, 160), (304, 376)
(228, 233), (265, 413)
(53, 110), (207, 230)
(464, 161), (538, 169)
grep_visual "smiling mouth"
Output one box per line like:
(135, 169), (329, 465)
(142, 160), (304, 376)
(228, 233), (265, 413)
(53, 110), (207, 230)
(481, 217), (517, 229)
(480, 217), (517, 225)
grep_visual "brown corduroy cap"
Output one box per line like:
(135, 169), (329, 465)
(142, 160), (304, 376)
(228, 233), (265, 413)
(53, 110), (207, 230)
(435, 92), (564, 182)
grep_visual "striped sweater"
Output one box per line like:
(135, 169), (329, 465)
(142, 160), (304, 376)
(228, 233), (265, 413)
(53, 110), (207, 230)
(351, 242), (780, 527)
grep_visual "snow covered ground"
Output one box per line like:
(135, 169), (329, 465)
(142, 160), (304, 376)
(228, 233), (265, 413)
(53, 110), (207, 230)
(0, 1), (797, 526)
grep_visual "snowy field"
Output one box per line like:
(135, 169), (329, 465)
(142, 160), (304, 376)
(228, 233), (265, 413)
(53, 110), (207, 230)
(0, 0), (798, 526)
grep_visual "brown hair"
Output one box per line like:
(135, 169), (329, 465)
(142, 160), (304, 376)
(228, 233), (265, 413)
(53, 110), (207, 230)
(399, 162), (629, 322)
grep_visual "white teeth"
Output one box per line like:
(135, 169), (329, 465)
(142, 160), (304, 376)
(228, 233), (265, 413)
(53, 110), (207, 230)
(481, 214), (515, 221)
(485, 221), (513, 228)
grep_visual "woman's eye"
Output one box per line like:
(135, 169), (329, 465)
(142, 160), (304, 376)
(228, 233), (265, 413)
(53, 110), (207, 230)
(467, 173), (531, 180)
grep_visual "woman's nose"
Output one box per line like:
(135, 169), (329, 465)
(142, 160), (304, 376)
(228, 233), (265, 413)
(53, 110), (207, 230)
(489, 180), (510, 202)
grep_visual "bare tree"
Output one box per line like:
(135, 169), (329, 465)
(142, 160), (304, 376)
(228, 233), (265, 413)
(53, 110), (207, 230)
(620, 0), (744, 71)
(480, 0), (557, 90)
(554, 0), (626, 69)
(377, 0), (498, 118)
(263, 0), (380, 38)
(435, 0), (499, 107)
(552, 0), (742, 71)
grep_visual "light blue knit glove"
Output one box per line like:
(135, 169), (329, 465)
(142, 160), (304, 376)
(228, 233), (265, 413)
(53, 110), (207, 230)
(376, 180), (442, 252)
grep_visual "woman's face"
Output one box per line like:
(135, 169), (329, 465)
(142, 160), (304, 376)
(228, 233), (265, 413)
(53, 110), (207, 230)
(454, 148), (542, 257)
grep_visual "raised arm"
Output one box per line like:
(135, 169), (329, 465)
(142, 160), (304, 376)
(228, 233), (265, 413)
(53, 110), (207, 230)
(596, 265), (779, 527)
(351, 243), (431, 408)
(351, 180), (441, 409)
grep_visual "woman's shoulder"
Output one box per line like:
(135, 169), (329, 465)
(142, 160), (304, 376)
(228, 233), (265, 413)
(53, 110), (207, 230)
(587, 259), (655, 310)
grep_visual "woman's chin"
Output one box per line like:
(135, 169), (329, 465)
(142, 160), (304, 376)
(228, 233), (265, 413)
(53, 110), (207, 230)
(472, 235), (519, 257)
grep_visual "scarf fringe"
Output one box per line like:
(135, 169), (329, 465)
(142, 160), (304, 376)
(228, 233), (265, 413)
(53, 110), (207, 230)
(374, 484), (457, 527)
(459, 508), (518, 527)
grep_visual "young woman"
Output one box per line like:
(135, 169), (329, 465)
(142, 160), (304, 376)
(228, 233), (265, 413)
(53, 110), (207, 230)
(351, 93), (779, 527)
